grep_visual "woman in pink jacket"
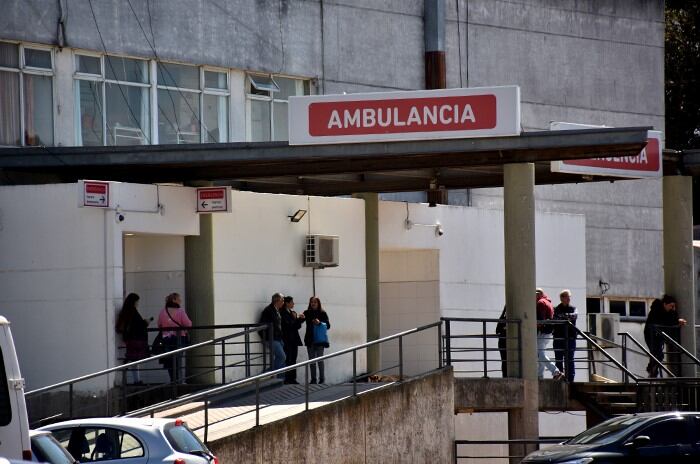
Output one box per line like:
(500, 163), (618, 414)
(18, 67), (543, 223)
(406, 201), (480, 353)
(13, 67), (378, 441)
(157, 292), (192, 382)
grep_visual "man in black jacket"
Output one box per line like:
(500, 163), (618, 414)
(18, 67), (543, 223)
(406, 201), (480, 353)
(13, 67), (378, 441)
(260, 292), (286, 374)
(644, 294), (686, 377)
(280, 296), (304, 384)
(553, 289), (578, 382)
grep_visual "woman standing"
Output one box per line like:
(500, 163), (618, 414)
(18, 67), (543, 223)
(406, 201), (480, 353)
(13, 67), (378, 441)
(115, 293), (151, 384)
(303, 296), (330, 384)
(157, 292), (192, 382)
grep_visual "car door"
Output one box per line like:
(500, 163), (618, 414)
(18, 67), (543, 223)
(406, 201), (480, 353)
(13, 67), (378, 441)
(49, 427), (148, 464)
(627, 417), (694, 463)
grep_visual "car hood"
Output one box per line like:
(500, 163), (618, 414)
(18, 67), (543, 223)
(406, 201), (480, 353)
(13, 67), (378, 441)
(523, 443), (597, 462)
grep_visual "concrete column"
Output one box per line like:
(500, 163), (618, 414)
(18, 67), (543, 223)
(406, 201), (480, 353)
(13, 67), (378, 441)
(185, 213), (216, 383)
(663, 175), (696, 377)
(353, 193), (381, 374)
(503, 163), (538, 462)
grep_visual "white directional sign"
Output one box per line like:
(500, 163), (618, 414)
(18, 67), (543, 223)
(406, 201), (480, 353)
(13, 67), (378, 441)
(79, 180), (111, 208)
(196, 187), (231, 213)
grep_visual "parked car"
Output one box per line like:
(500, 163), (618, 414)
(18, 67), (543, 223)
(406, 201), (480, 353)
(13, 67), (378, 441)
(523, 411), (700, 463)
(39, 418), (216, 464)
(30, 430), (76, 464)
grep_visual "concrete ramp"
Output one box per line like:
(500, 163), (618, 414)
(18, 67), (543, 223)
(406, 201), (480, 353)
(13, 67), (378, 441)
(204, 368), (454, 463)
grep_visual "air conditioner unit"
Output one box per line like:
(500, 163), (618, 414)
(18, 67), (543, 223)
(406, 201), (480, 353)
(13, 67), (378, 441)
(588, 313), (620, 347)
(304, 235), (339, 268)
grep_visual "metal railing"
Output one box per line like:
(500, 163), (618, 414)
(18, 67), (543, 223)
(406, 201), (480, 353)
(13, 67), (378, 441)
(126, 321), (444, 444)
(25, 323), (270, 427)
(454, 437), (571, 462)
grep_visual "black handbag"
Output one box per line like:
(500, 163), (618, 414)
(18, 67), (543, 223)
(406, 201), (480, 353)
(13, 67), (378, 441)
(151, 331), (166, 355)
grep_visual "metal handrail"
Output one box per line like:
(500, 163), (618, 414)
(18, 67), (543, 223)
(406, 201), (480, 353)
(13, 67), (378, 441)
(125, 321), (444, 442)
(618, 332), (674, 378)
(571, 325), (639, 382)
(26, 323), (269, 397)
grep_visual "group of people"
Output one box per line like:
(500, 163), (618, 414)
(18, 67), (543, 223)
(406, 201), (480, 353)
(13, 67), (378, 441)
(115, 292), (192, 384)
(260, 293), (331, 384)
(498, 289), (687, 382)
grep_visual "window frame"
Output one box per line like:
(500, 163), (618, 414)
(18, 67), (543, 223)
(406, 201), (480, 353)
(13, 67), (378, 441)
(74, 52), (152, 146)
(52, 426), (146, 461)
(599, 297), (650, 322)
(245, 73), (307, 142)
(0, 41), (55, 147)
(200, 66), (230, 143)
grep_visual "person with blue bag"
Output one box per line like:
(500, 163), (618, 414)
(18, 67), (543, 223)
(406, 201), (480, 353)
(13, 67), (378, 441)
(303, 296), (330, 384)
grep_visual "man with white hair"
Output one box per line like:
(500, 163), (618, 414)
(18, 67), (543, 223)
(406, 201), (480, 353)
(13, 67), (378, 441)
(553, 289), (578, 382)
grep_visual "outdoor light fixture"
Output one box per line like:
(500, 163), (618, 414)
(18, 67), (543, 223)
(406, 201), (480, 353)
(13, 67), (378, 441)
(288, 209), (307, 222)
(405, 219), (444, 237)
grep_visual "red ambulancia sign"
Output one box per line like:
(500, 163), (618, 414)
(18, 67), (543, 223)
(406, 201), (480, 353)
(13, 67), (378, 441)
(196, 187), (231, 213)
(288, 86), (520, 145)
(550, 122), (663, 178)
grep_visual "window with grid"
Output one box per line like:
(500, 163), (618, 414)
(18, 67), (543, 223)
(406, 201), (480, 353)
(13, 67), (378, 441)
(0, 42), (54, 146)
(247, 74), (309, 141)
(74, 53), (150, 146)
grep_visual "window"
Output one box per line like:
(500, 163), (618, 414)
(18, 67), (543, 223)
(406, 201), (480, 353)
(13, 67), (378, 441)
(156, 64), (229, 143)
(0, 42), (53, 146)
(602, 298), (649, 319)
(0, 347), (11, 426)
(609, 300), (627, 317)
(639, 418), (690, 447)
(586, 297), (601, 314)
(74, 53), (150, 146)
(52, 427), (145, 461)
(629, 300), (647, 318)
(246, 74), (308, 141)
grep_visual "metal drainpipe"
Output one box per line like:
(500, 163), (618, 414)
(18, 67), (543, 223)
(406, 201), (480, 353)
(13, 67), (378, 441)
(424, 0), (448, 206)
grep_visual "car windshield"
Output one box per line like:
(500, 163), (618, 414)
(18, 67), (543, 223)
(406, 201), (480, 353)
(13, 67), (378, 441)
(164, 424), (210, 455)
(32, 433), (76, 464)
(566, 415), (652, 445)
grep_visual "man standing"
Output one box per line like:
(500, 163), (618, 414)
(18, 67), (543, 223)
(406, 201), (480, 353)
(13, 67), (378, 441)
(260, 292), (286, 375)
(280, 295), (304, 384)
(644, 294), (686, 377)
(553, 289), (577, 382)
(536, 288), (564, 380)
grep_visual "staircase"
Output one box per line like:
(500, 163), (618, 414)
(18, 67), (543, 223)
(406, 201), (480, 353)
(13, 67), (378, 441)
(571, 382), (639, 426)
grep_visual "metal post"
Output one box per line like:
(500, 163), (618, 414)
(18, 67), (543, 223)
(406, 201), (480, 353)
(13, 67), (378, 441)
(245, 330), (251, 377)
(69, 383), (74, 419)
(121, 369), (128, 414)
(517, 320), (523, 378)
(267, 325), (273, 369)
(204, 398), (209, 444)
(220, 339), (226, 384)
(621, 334), (628, 384)
(399, 336), (404, 380)
(482, 320), (488, 378)
(445, 319), (452, 366)
(305, 364), (309, 411)
(437, 321), (443, 368)
(262, 337), (268, 371)
(255, 378), (260, 427)
(352, 350), (357, 396)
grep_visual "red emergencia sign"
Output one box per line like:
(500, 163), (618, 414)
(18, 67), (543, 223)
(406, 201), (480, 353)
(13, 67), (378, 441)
(81, 181), (110, 208)
(288, 86), (520, 145)
(550, 122), (663, 178)
(196, 187), (231, 213)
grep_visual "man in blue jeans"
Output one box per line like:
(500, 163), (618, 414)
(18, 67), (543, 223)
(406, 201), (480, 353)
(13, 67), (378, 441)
(260, 292), (286, 376)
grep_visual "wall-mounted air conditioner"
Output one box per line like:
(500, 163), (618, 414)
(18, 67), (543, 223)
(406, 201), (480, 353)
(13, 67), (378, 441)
(304, 235), (339, 268)
(588, 313), (620, 347)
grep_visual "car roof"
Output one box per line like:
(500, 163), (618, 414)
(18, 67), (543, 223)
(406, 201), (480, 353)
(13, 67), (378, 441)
(29, 429), (52, 437)
(623, 411), (700, 419)
(38, 416), (177, 431)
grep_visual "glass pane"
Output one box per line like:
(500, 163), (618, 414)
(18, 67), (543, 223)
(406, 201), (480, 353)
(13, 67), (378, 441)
(642, 419), (689, 446)
(0, 42), (19, 68)
(106, 83), (150, 145)
(24, 48), (51, 69)
(0, 71), (21, 145)
(204, 71), (227, 90)
(157, 88), (200, 144)
(23, 74), (53, 146)
(250, 99), (270, 141)
(76, 55), (101, 75)
(105, 56), (149, 83)
(119, 432), (144, 457)
(157, 62), (199, 89)
(586, 298), (601, 314)
(272, 101), (288, 141)
(31, 434), (74, 464)
(202, 94), (227, 142)
(629, 301), (646, 318)
(248, 74), (278, 95)
(609, 300), (626, 316)
(275, 77), (299, 100)
(76, 80), (103, 146)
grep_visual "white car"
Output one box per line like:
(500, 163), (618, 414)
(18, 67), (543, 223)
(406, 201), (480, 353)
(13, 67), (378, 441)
(38, 418), (216, 464)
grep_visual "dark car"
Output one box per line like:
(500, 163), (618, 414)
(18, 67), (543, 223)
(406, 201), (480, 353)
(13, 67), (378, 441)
(522, 412), (700, 463)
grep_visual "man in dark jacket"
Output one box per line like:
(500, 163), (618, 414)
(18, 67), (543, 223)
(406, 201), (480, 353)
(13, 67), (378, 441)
(553, 289), (577, 382)
(644, 294), (686, 377)
(260, 292), (286, 374)
(280, 296), (304, 384)
(536, 288), (563, 380)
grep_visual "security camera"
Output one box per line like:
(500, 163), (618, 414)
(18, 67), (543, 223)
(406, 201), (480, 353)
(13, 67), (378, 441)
(435, 224), (444, 237)
(115, 212), (125, 223)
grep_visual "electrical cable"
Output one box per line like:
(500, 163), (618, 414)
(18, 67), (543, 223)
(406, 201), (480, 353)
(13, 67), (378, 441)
(87, 0), (152, 144)
(456, 0), (464, 87)
(276, 0), (286, 74)
(127, 0), (217, 142)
